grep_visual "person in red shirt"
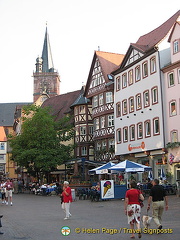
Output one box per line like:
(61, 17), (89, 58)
(124, 180), (144, 238)
(5, 179), (13, 206)
(62, 181), (72, 220)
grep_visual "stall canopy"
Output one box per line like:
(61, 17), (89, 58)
(108, 160), (152, 173)
(89, 162), (115, 174)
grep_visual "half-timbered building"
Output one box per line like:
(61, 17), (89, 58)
(84, 51), (124, 162)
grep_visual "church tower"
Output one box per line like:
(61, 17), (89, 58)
(33, 26), (60, 102)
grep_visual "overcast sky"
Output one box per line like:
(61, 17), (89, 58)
(0, 0), (179, 103)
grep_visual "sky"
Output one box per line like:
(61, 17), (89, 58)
(0, 0), (179, 103)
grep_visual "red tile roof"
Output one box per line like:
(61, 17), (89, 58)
(42, 90), (81, 121)
(0, 126), (7, 141)
(135, 10), (180, 51)
(84, 51), (124, 96)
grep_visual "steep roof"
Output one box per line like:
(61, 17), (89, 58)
(0, 103), (32, 127)
(134, 10), (180, 51)
(84, 51), (124, 96)
(0, 126), (7, 141)
(71, 86), (90, 108)
(42, 26), (54, 72)
(42, 90), (81, 121)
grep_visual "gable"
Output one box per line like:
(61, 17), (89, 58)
(84, 51), (124, 98)
(124, 47), (144, 67)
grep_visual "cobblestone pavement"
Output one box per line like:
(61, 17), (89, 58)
(0, 193), (179, 240)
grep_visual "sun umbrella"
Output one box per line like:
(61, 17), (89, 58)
(108, 160), (152, 173)
(160, 167), (166, 180)
(148, 171), (153, 180)
(89, 162), (115, 174)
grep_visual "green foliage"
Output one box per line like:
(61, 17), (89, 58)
(9, 105), (74, 177)
(166, 142), (180, 149)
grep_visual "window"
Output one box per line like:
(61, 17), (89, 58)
(0, 143), (5, 150)
(116, 102), (121, 117)
(122, 73), (127, 88)
(102, 141), (106, 151)
(80, 126), (86, 135)
(79, 105), (85, 114)
(153, 118), (160, 135)
(93, 96), (98, 107)
(168, 72), (174, 87)
(144, 90), (150, 107)
(130, 125), (135, 141)
(178, 69), (180, 84)
(116, 76), (121, 91)
(109, 139), (115, 149)
(122, 99), (127, 115)
(123, 127), (128, 142)
(174, 40), (179, 54)
(82, 146), (87, 156)
(99, 93), (104, 106)
(117, 129), (121, 143)
(97, 142), (101, 150)
(106, 92), (113, 103)
(170, 101), (176, 116)
(145, 120), (151, 137)
(137, 122), (143, 139)
(136, 94), (142, 110)
(151, 87), (158, 104)
(129, 97), (134, 113)
(135, 66), (141, 81)
(128, 70), (133, 85)
(150, 57), (156, 74)
(100, 116), (105, 128)
(171, 130), (178, 142)
(108, 115), (114, 127)
(142, 61), (148, 78)
(94, 118), (99, 130)
(89, 126), (93, 135)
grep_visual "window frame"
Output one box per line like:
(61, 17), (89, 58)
(143, 90), (150, 108)
(116, 102), (121, 117)
(171, 130), (178, 142)
(128, 69), (133, 86)
(116, 76), (121, 91)
(94, 117), (99, 130)
(122, 99), (128, 115)
(80, 126), (86, 135)
(99, 93), (104, 106)
(150, 56), (156, 74)
(170, 100), (177, 116)
(144, 120), (151, 138)
(136, 93), (142, 110)
(173, 40), (179, 54)
(100, 116), (105, 129)
(122, 73), (127, 89)
(142, 61), (148, 78)
(116, 128), (121, 144)
(153, 117), (160, 136)
(106, 92), (113, 104)
(135, 65), (141, 82)
(168, 72), (175, 87)
(93, 95), (98, 108)
(123, 126), (128, 142)
(108, 114), (114, 127)
(130, 124), (135, 141)
(151, 86), (158, 105)
(137, 122), (143, 139)
(129, 96), (134, 113)
(81, 146), (87, 156)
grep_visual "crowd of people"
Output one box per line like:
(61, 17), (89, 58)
(0, 179), (15, 206)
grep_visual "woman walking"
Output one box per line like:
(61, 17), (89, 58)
(62, 181), (72, 220)
(124, 180), (144, 238)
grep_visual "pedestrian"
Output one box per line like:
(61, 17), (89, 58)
(0, 180), (6, 204)
(124, 180), (144, 239)
(147, 178), (168, 229)
(5, 179), (13, 206)
(62, 181), (72, 220)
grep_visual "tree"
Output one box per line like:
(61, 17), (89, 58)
(9, 105), (74, 181)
